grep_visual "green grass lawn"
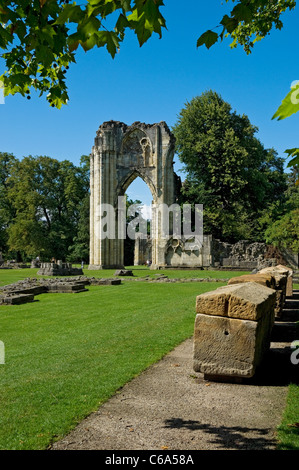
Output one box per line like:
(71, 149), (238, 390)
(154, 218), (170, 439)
(0, 268), (297, 450)
(0, 273), (226, 450)
(277, 384), (299, 450)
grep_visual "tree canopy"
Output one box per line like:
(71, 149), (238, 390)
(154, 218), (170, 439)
(1, 1), (297, 108)
(0, 152), (90, 261)
(196, 0), (299, 174)
(265, 168), (299, 251)
(0, 152), (17, 253)
(173, 90), (287, 242)
(1, 1), (297, 169)
(197, 0), (296, 53)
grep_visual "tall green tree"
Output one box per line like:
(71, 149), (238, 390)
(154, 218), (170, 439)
(265, 167), (299, 252)
(7, 154), (89, 260)
(197, 0), (298, 174)
(67, 155), (90, 263)
(173, 90), (287, 242)
(124, 196), (145, 265)
(0, 152), (17, 256)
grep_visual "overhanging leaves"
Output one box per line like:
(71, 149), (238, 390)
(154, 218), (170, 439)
(197, 0), (296, 53)
(0, 0), (167, 107)
(272, 82), (299, 120)
(197, 30), (218, 49)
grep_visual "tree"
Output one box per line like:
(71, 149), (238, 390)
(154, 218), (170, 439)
(173, 90), (287, 242)
(265, 209), (299, 252)
(265, 167), (299, 251)
(197, 0), (296, 53)
(6, 154), (89, 260)
(67, 155), (90, 262)
(0, 152), (17, 255)
(196, 0), (298, 174)
(272, 82), (299, 176)
(1, 1), (295, 108)
(124, 196), (145, 265)
(0, 0), (166, 108)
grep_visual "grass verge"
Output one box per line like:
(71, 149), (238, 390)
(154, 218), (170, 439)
(0, 278), (225, 450)
(277, 384), (299, 450)
(277, 282), (299, 450)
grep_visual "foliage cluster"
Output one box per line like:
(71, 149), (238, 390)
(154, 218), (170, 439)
(0, 152), (90, 262)
(0, 0), (166, 108)
(173, 90), (298, 247)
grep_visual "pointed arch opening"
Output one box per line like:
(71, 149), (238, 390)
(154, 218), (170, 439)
(122, 175), (153, 266)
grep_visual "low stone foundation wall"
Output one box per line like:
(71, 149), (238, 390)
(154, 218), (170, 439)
(0, 276), (121, 305)
(37, 262), (83, 276)
(0, 293), (35, 305)
(89, 278), (121, 286)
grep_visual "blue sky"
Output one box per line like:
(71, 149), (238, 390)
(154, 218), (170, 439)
(0, 0), (298, 206)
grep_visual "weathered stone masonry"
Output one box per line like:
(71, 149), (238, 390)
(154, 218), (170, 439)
(88, 120), (298, 270)
(193, 264), (294, 380)
(89, 121), (178, 269)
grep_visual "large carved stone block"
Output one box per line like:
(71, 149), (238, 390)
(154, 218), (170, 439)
(259, 264), (293, 298)
(227, 272), (285, 318)
(258, 265), (292, 316)
(195, 282), (276, 321)
(193, 283), (276, 379)
(227, 273), (275, 289)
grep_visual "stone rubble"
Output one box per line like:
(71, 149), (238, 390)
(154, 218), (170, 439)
(0, 276), (121, 305)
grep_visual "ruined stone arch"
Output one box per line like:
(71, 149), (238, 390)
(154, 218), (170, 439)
(115, 169), (157, 205)
(89, 121), (177, 269)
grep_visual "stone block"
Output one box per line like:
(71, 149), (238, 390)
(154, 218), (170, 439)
(275, 264), (293, 297)
(286, 276), (293, 297)
(5, 286), (47, 296)
(227, 273), (285, 318)
(47, 283), (88, 293)
(194, 282), (276, 379)
(228, 273), (275, 289)
(193, 312), (274, 378)
(195, 282), (276, 321)
(37, 262), (83, 276)
(114, 269), (134, 276)
(258, 265), (291, 315)
(89, 278), (121, 285)
(0, 294), (35, 305)
(258, 266), (289, 293)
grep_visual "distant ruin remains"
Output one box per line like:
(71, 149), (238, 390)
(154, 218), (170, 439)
(37, 261), (83, 276)
(88, 120), (298, 270)
(89, 121), (210, 270)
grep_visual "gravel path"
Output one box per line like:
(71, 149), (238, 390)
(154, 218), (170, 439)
(51, 337), (294, 451)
